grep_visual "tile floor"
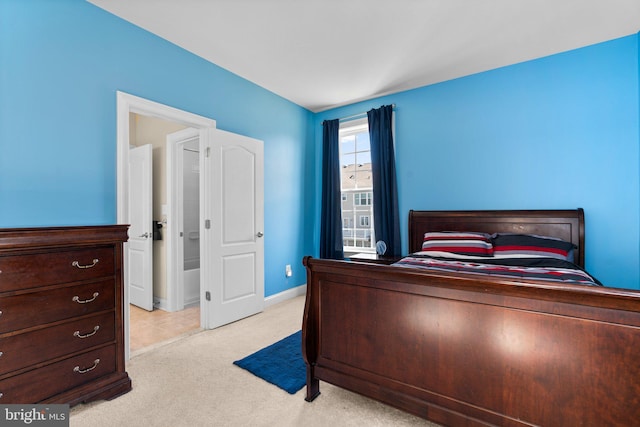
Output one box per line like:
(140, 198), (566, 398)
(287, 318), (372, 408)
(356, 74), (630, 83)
(129, 304), (201, 354)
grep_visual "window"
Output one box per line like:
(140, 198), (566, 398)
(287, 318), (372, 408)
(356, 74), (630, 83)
(339, 118), (375, 254)
(354, 192), (372, 206)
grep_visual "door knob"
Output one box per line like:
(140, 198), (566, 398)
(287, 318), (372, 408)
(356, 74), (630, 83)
(256, 232), (264, 238)
(139, 232), (150, 238)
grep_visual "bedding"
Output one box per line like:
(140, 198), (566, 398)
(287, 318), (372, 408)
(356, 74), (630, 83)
(398, 231), (600, 285)
(393, 254), (601, 286)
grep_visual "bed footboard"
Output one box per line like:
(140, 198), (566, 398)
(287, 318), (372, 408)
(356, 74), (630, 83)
(302, 256), (640, 426)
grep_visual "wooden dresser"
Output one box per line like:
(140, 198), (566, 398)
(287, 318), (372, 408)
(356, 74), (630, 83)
(0, 225), (131, 405)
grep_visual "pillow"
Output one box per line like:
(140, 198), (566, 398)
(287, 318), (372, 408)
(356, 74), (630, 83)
(491, 233), (576, 261)
(421, 232), (493, 257)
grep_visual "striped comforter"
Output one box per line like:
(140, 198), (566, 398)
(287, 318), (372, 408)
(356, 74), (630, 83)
(393, 254), (601, 286)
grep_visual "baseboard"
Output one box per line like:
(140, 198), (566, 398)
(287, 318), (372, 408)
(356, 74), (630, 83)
(153, 284), (306, 312)
(265, 284), (307, 308)
(153, 297), (168, 311)
(184, 300), (200, 308)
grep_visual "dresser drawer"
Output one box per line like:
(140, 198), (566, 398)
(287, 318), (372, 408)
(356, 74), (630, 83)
(0, 345), (116, 404)
(0, 246), (115, 292)
(0, 312), (115, 376)
(0, 280), (115, 334)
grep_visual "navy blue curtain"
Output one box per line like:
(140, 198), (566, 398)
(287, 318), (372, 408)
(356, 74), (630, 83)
(368, 105), (401, 256)
(320, 119), (344, 259)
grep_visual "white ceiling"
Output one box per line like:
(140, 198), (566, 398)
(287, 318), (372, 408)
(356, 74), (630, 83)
(88, 0), (640, 112)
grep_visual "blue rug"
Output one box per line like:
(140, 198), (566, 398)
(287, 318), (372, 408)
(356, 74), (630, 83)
(233, 330), (306, 394)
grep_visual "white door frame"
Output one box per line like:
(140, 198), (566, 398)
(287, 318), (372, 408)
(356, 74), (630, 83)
(166, 128), (200, 312)
(116, 91), (215, 360)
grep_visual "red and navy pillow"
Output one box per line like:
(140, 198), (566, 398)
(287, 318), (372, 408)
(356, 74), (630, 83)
(422, 232), (494, 257)
(491, 233), (575, 262)
(421, 231), (576, 262)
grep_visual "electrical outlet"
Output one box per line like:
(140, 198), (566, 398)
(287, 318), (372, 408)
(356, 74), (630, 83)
(285, 264), (292, 277)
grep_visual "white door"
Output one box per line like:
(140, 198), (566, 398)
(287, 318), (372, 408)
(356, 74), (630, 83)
(128, 144), (154, 311)
(201, 128), (264, 329)
(166, 128), (200, 312)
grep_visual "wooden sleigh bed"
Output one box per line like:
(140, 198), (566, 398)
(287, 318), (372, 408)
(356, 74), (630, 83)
(302, 209), (640, 426)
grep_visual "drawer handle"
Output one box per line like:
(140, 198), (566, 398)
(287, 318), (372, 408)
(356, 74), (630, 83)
(74, 325), (100, 339)
(72, 259), (99, 269)
(73, 359), (100, 374)
(72, 292), (99, 304)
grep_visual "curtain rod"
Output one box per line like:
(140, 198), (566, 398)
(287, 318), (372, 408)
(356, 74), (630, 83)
(338, 104), (396, 122)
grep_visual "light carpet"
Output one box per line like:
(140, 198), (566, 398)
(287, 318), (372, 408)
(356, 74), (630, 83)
(70, 296), (437, 427)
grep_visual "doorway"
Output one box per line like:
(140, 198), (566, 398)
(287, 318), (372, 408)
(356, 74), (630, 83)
(117, 92), (265, 361)
(127, 115), (201, 355)
(166, 128), (202, 313)
(180, 138), (201, 307)
(116, 92), (216, 359)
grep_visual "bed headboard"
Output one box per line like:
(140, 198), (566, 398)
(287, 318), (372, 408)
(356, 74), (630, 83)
(408, 209), (585, 268)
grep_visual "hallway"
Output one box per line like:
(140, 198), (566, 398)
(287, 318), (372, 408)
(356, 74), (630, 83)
(129, 304), (201, 355)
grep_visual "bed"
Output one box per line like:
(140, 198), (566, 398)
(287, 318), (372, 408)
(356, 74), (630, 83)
(302, 209), (640, 426)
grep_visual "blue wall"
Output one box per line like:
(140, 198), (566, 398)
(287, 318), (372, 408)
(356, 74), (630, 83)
(314, 34), (640, 290)
(2, 1), (639, 292)
(0, 0), (315, 297)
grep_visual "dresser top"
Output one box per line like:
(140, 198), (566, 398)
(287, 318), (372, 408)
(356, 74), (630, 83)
(0, 225), (129, 250)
